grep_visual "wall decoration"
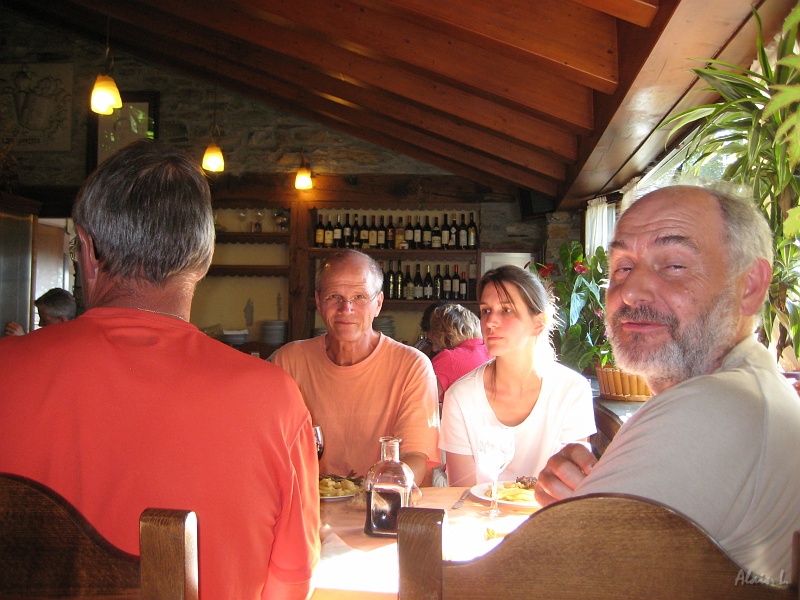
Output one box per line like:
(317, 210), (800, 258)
(480, 251), (532, 276)
(0, 63), (73, 151)
(87, 91), (159, 173)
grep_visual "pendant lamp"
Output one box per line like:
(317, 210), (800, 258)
(202, 85), (224, 172)
(295, 155), (312, 189)
(90, 12), (123, 115)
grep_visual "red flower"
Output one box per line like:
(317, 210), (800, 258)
(573, 261), (589, 275)
(593, 308), (604, 319)
(538, 263), (555, 277)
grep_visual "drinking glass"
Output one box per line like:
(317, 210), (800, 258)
(313, 425), (324, 460)
(237, 209), (249, 232)
(475, 426), (515, 517)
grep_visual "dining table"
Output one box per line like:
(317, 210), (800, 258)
(310, 485), (540, 599)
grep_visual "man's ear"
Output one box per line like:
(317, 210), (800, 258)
(76, 225), (99, 285)
(740, 258), (772, 317)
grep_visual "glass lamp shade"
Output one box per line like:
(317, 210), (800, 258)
(202, 142), (225, 172)
(295, 166), (312, 189)
(90, 74), (123, 115)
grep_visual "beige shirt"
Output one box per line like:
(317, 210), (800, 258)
(274, 333), (440, 477)
(575, 336), (800, 582)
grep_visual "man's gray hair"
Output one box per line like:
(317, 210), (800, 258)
(34, 288), (76, 321)
(315, 249), (384, 294)
(72, 140), (214, 285)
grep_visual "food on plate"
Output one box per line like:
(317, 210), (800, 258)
(319, 472), (363, 498)
(486, 478), (538, 503)
(484, 528), (508, 541)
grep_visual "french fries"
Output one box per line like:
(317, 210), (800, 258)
(319, 475), (362, 497)
(485, 481), (538, 504)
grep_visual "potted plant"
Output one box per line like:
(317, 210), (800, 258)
(538, 241), (652, 401)
(661, 4), (800, 365)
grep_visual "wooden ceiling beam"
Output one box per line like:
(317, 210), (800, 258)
(571, 0), (659, 27)
(233, 0), (594, 131)
(358, 0), (618, 93)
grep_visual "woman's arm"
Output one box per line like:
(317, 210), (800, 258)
(445, 451), (478, 486)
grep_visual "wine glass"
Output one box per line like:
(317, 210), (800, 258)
(254, 208), (266, 232)
(237, 209), (249, 232)
(475, 426), (515, 517)
(313, 425), (324, 460)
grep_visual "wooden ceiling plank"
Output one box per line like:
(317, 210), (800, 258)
(233, 0), (594, 131)
(107, 0), (580, 160)
(571, 0), (659, 27)
(359, 0), (618, 93)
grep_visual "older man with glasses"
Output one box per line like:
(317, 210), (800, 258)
(274, 249), (439, 484)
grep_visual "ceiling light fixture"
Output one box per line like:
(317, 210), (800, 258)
(202, 85), (224, 172)
(295, 154), (312, 189)
(90, 11), (122, 115)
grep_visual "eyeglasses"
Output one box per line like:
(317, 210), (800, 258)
(68, 236), (80, 262)
(320, 291), (379, 307)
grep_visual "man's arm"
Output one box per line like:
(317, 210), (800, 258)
(400, 451), (429, 486)
(534, 443), (597, 506)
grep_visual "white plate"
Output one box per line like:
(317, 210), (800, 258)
(469, 481), (539, 508)
(320, 492), (356, 501)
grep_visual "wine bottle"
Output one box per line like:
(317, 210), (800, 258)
(351, 214), (361, 249)
(433, 264), (443, 299)
(413, 264), (424, 299)
(386, 215), (395, 248)
(395, 217), (406, 249)
(423, 265), (433, 299)
(413, 216), (422, 249)
(404, 217), (415, 249)
(460, 271), (467, 299)
(431, 217), (442, 249)
(314, 215), (325, 248)
(448, 214), (458, 249)
(458, 214), (468, 249)
(442, 265), (452, 300)
(404, 264), (415, 300)
(394, 260), (404, 299)
(343, 213), (353, 248)
(360, 215), (370, 249)
(368, 216), (378, 248)
(376, 216), (386, 249)
(422, 216), (432, 249)
(452, 265), (461, 300)
(324, 216), (335, 248)
(468, 262), (478, 300)
(467, 212), (478, 249)
(333, 214), (343, 247)
(385, 260), (395, 299)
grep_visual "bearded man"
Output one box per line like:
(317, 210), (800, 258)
(535, 183), (800, 583)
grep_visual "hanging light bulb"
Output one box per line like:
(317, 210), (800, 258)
(202, 84), (224, 172)
(295, 155), (312, 189)
(91, 12), (123, 115)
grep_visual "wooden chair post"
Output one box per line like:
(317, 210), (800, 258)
(139, 508), (199, 600)
(397, 507), (444, 600)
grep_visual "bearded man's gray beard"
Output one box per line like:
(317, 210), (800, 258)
(607, 282), (739, 389)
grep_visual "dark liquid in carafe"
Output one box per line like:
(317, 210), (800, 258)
(364, 488), (403, 536)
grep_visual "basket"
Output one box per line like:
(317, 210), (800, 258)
(595, 365), (652, 402)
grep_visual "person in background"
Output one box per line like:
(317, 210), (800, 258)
(0, 140), (319, 599)
(440, 265), (595, 486)
(273, 249), (440, 485)
(413, 299), (450, 358)
(4, 287), (77, 336)
(535, 183), (800, 583)
(427, 302), (491, 401)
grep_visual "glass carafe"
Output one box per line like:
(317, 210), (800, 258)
(363, 436), (414, 537)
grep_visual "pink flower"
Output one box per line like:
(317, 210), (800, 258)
(538, 263), (555, 277)
(573, 261), (589, 275)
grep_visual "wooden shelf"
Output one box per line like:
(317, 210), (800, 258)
(308, 247), (476, 260)
(206, 265), (290, 277)
(215, 231), (290, 244)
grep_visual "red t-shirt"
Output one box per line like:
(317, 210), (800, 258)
(0, 308), (319, 599)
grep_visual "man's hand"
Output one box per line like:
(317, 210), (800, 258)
(535, 443), (598, 507)
(4, 322), (24, 336)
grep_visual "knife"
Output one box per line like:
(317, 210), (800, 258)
(452, 489), (471, 509)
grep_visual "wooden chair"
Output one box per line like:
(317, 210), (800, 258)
(0, 473), (198, 599)
(591, 402), (623, 457)
(397, 494), (800, 600)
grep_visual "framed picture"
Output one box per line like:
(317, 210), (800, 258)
(480, 251), (533, 276)
(87, 91), (159, 174)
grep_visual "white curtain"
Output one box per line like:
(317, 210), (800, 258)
(585, 196), (616, 254)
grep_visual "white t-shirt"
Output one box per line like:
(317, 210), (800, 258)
(439, 360), (596, 483)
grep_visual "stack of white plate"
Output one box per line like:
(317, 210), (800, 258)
(373, 315), (395, 339)
(260, 320), (287, 345)
(222, 329), (249, 346)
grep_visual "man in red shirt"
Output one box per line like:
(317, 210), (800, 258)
(0, 140), (319, 599)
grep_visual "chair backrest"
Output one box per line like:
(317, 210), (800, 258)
(0, 473), (198, 600)
(397, 494), (799, 600)
(591, 402), (623, 457)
